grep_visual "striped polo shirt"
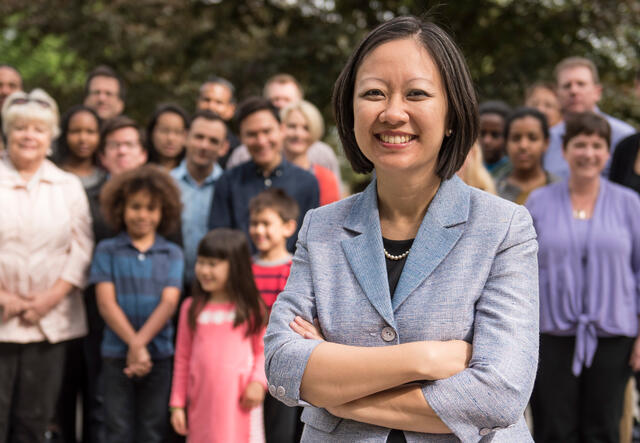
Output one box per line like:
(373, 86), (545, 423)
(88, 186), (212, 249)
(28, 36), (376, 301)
(89, 232), (184, 359)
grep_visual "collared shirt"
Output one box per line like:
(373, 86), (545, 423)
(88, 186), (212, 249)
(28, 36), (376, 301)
(171, 160), (223, 283)
(225, 140), (343, 190)
(208, 159), (319, 252)
(89, 232), (184, 359)
(543, 108), (636, 179)
(0, 154), (94, 343)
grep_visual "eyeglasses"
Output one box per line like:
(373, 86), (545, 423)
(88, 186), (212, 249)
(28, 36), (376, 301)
(8, 97), (52, 109)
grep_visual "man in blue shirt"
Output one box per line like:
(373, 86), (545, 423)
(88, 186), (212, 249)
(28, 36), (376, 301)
(544, 57), (635, 178)
(208, 97), (319, 252)
(171, 110), (226, 283)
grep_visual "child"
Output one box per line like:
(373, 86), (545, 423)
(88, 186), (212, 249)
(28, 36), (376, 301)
(248, 189), (298, 311)
(248, 189), (299, 443)
(89, 165), (184, 443)
(170, 229), (267, 443)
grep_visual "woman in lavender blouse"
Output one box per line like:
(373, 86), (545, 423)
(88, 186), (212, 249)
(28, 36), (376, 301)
(526, 112), (640, 442)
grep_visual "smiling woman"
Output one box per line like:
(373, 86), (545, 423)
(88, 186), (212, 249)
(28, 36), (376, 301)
(0, 89), (93, 442)
(264, 16), (539, 443)
(526, 112), (640, 442)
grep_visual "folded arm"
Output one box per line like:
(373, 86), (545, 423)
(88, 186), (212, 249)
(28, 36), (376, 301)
(422, 205), (539, 441)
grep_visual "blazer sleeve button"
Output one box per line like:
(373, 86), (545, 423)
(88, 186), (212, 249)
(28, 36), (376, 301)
(276, 386), (286, 397)
(268, 385), (276, 396)
(381, 326), (396, 342)
(479, 428), (491, 436)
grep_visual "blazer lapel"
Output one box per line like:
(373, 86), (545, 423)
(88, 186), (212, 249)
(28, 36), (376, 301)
(341, 180), (395, 327)
(392, 176), (470, 311)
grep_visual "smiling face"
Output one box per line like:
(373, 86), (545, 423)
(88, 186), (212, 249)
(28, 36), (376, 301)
(123, 189), (161, 240)
(283, 109), (313, 158)
(84, 75), (124, 120)
(185, 117), (227, 170)
(506, 116), (548, 172)
(152, 111), (186, 161)
(195, 256), (230, 296)
(100, 127), (148, 175)
(563, 132), (610, 181)
(197, 83), (235, 121)
(7, 117), (52, 171)
(67, 111), (100, 160)
(353, 38), (448, 178)
(240, 110), (284, 172)
(0, 67), (22, 107)
(249, 208), (295, 256)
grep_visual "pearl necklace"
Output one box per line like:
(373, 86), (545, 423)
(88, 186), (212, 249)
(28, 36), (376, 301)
(384, 248), (410, 261)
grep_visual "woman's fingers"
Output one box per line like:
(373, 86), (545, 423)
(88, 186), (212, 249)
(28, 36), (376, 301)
(289, 316), (325, 340)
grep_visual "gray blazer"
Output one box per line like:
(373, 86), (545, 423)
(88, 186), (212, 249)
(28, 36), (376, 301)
(264, 176), (539, 443)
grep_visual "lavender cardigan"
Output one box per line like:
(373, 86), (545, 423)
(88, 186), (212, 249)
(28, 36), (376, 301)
(526, 179), (640, 375)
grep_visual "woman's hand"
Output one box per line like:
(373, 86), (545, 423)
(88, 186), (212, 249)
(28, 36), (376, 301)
(290, 316), (325, 340)
(630, 336), (640, 371)
(170, 407), (188, 436)
(0, 291), (32, 322)
(421, 340), (472, 380)
(240, 381), (266, 411)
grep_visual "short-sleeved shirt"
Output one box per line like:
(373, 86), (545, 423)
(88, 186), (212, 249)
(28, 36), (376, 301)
(89, 232), (184, 359)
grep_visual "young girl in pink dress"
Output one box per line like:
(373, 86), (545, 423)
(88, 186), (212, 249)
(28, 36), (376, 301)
(169, 229), (267, 443)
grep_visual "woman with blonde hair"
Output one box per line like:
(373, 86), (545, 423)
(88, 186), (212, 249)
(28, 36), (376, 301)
(0, 89), (93, 442)
(281, 100), (340, 205)
(457, 141), (496, 194)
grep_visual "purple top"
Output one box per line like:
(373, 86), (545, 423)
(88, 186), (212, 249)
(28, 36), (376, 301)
(526, 179), (640, 375)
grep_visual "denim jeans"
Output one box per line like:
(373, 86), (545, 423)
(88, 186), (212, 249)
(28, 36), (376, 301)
(102, 357), (172, 443)
(0, 341), (65, 443)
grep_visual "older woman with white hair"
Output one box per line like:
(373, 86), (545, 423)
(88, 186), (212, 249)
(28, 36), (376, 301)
(0, 89), (93, 442)
(281, 100), (340, 205)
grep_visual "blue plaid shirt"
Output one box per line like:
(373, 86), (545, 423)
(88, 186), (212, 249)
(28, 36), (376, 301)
(89, 232), (184, 359)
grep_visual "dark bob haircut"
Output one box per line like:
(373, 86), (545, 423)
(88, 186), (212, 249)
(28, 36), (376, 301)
(99, 164), (182, 235)
(145, 103), (189, 164)
(504, 107), (550, 141)
(332, 16), (478, 179)
(562, 112), (611, 151)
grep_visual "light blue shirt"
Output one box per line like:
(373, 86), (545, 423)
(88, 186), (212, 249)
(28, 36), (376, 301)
(171, 160), (223, 283)
(543, 108), (635, 179)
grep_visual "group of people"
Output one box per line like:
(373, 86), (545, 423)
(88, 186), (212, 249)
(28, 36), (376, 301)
(460, 56), (640, 442)
(1, 14), (640, 443)
(0, 64), (339, 443)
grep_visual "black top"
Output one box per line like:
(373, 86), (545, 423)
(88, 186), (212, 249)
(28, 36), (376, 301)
(609, 133), (640, 195)
(383, 237), (415, 298)
(383, 237), (414, 443)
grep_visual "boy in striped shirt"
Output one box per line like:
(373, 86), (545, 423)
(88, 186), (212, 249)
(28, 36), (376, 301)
(248, 188), (299, 443)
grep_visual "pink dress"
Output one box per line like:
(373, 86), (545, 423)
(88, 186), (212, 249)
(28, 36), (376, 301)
(170, 298), (266, 443)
